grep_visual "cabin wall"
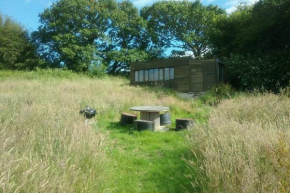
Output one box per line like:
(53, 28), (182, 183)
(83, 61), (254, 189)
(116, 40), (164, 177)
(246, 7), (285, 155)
(130, 58), (222, 93)
(189, 59), (217, 92)
(174, 65), (190, 92)
(190, 60), (203, 92)
(130, 57), (191, 92)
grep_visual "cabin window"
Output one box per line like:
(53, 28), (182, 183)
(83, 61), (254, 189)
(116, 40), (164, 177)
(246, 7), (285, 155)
(159, 69), (164, 80)
(135, 71), (139, 82)
(135, 67), (174, 82)
(170, 68), (174, 79)
(139, 70), (144, 82)
(149, 69), (154, 81)
(164, 68), (169, 80)
(144, 70), (149, 81)
(154, 69), (159, 81)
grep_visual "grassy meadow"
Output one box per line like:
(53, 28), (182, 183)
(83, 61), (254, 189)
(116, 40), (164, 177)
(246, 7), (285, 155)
(187, 92), (290, 192)
(0, 70), (289, 192)
(0, 70), (208, 192)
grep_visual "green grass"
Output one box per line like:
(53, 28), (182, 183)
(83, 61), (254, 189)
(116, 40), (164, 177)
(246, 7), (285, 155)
(186, 92), (290, 192)
(0, 70), (209, 192)
(99, 121), (194, 192)
(4, 70), (289, 192)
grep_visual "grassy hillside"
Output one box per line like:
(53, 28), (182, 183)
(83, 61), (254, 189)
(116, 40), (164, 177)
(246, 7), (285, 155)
(1, 70), (289, 192)
(0, 70), (208, 192)
(187, 92), (290, 192)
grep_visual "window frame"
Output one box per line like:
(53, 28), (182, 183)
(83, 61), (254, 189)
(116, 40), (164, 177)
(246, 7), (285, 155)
(135, 71), (139, 82)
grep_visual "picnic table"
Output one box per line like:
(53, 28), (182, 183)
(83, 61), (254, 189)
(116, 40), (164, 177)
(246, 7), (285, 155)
(130, 106), (169, 131)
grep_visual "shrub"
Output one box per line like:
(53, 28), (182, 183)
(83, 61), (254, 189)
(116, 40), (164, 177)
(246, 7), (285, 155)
(224, 50), (290, 92)
(199, 84), (235, 106)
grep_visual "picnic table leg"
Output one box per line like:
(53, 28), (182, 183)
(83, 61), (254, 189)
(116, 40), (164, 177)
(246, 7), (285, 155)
(140, 112), (149, 120)
(140, 112), (160, 131)
(149, 112), (160, 131)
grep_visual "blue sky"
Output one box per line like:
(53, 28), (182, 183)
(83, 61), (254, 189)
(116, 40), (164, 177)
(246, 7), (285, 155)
(0, 0), (257, 32)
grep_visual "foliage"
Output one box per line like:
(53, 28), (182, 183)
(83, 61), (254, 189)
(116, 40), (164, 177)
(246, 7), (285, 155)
(33, 0), (111, 72)
(33, 0), (152, 73)
(186, 93), (290, 192)
(199, 84), (236, 106)
(0, 14), (42, 70)
(0, 69), (81, 80)
(86, 63), (107, 78)
(209, 0), (290, 90)
(104, 1), (153, 74)
(224, 51), (290, 91)
(141, 0), (226, 58)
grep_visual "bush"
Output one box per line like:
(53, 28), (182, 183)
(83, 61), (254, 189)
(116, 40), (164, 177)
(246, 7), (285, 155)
(224, 50), (290, 92)
(86, 64), (107, 78)
(0, 69), (82, 81)
(199, 84), (235, 106)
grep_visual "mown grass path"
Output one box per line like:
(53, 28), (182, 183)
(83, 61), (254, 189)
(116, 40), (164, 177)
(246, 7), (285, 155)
(99, 121), (194, 193)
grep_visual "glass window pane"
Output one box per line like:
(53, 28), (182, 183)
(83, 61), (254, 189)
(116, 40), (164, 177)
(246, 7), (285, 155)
(170, 68), (174, 79)
(164, 68), (169, 80)
(144, 70), (149, 81)
(135, 71), (139, 82)
(149, 69), (154, 81)
(159, 69), (163, 80)
(139, 70), (144, 82)
(154, 69), (158, 81)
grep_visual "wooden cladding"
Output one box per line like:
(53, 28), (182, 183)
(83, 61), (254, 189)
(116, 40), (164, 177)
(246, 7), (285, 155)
(130, 58), (224, 93)
(131, 57), (190, 70)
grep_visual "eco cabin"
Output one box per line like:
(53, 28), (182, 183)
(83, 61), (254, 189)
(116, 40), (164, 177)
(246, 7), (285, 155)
(130, 57), (225, 93)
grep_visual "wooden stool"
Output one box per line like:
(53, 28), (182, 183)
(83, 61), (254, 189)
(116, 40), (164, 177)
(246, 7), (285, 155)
(176, 118), (194, 130)
(120, 113), (137, 125)
(134, 120), (154, 131)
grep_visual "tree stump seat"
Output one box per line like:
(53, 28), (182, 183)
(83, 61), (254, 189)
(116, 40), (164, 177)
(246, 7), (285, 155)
(176, 118), (194, 130)
(134, 120), (154, 131)
(160, 112), (172, 126)
(120, 112), (137, 125)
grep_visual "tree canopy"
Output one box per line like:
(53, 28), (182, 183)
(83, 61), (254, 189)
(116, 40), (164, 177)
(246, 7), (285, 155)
(33, 0), (151, 73)
(0, 14), (40, 70)
(209, 0), (290, 90)
(33, 0), (111, 72)
(102, 0), (151, 73)
(141, 0), (225, 58)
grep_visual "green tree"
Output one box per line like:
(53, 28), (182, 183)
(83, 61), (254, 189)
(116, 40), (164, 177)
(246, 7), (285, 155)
(209, 5), (253, 57)
(102, 1), (152, 74)
(0, 14), (40, 70)
(33, 0), (153, 74)
(209, 0), (290, 90)
(141, 0), (225, 58)
(33, 0), (114, 72)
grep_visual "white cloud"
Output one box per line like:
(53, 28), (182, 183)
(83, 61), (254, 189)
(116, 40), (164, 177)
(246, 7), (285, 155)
(224, 0), (259, 13)
(24, 0), (32, 4)
(132, 0), (157, 8)
(226, 6), (237, 13)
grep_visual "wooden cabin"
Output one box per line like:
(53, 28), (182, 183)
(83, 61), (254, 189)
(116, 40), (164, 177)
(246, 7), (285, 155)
(130, 57), (225, 93)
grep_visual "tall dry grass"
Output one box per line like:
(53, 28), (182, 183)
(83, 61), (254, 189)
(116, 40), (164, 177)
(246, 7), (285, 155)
(187, 92), (290, 192)
(0, 78), (109, 192)
(0, 73), (206, 192)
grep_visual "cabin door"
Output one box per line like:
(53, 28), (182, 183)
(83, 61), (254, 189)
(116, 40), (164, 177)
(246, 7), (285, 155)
(190, 63), (204, 92)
